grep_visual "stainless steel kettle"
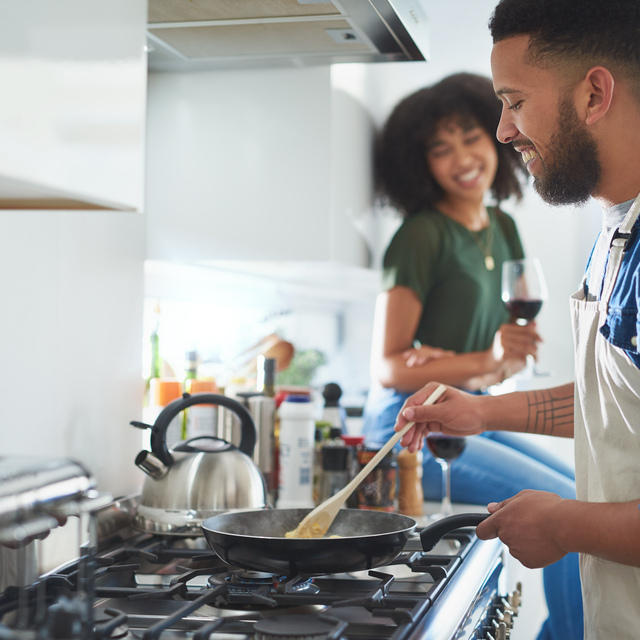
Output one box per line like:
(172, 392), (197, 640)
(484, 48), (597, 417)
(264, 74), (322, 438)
(131, 393), (268, 536)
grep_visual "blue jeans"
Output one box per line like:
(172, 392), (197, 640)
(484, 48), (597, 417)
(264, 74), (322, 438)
(363, 386), (584, 640)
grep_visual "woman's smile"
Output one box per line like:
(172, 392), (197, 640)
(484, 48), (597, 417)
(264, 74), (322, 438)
(455, 166), (486, 188)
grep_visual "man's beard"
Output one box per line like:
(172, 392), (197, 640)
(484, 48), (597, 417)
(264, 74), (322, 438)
(529, 97), (601, 206)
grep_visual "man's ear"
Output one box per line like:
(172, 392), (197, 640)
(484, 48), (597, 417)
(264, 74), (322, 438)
(581, 66), (614, 126)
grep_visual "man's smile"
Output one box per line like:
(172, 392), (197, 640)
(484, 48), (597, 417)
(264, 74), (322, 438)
(519, 148), (538, 165)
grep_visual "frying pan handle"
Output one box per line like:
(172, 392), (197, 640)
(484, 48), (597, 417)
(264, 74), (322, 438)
(419, 513), (489, 551)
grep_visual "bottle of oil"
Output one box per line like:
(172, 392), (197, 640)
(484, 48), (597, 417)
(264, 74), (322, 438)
(143, 303), (162, 409)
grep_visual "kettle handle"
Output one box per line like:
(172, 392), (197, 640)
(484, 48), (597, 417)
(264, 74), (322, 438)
(146, 393), (257, 467)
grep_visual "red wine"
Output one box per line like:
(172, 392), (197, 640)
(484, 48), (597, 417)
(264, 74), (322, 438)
(426, 436), (466, 461)
(504, 298), (543, 320)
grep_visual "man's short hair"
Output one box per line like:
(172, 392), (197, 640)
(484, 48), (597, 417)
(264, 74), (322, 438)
(489, 0), (640, 93)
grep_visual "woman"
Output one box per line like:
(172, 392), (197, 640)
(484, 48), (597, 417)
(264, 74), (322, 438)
(362, 73), (583, 640)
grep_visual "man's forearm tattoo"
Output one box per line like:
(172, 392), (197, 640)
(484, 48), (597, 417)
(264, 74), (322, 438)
(525, 389), (573, 435)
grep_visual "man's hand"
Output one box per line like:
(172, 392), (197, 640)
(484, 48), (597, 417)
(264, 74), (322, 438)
(476, 490), (568, 568)
(395, 383), (487, 452)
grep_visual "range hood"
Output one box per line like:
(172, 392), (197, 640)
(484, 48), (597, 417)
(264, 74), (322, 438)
(146, 0), (430, 71)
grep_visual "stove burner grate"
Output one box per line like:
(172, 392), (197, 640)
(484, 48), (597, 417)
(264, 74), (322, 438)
(253, 613), (348, 640)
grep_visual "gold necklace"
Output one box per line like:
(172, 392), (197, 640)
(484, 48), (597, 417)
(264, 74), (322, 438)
(469, 221), (494, 271)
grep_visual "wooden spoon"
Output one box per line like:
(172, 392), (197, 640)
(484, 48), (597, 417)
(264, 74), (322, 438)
(287, 384), (447, 539)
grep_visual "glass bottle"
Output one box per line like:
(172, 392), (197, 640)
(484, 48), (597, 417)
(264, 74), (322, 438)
(143, 303), (162, 409)
(181, 349), (199, 439)
(257, 355), (276, 398)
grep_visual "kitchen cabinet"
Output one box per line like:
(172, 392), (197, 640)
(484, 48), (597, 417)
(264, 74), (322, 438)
(145, 65), (373, 266)
(0, 0), (147, 211)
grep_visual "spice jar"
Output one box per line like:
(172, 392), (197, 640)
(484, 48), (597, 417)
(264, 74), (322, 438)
(356, 447), (397, 512)
(319, 443), (349, 502)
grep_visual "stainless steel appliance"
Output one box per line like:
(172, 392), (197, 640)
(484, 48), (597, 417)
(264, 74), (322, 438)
(132, 393), (268, 536)
(0, 493), (521, 640)
(146, 0), (431, 71)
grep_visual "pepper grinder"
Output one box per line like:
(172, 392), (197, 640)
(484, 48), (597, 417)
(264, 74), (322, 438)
(321, 382), (346, 432)
(397, 449), (424, 516)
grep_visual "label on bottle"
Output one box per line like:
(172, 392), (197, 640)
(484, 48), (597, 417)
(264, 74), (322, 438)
(187, 405), (217, 438)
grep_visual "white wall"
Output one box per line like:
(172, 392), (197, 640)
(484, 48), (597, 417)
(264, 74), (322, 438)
(0, 211), (146, 497)
(0, 0), (148, 499)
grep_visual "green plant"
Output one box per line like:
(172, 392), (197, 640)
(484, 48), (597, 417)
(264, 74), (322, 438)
(277, 349), (326, 387)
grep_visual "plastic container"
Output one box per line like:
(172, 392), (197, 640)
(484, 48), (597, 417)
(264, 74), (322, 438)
(276, 395), (315, 509)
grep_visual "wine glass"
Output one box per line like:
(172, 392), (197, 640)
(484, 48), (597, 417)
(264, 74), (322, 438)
(426, 435), (467, 520)
(501, 257), (548, 376)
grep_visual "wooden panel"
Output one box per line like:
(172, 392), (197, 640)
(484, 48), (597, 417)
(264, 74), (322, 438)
(0, 199), (121, 210)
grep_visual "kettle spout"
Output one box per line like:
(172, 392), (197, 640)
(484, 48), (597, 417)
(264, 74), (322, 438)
(135, 450), (169, 480)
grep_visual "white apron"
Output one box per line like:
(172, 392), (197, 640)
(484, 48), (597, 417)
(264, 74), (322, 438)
(571, 193), (640, 639)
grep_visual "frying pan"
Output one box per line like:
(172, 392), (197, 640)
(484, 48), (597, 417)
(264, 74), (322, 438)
(201, 508), (488, 576)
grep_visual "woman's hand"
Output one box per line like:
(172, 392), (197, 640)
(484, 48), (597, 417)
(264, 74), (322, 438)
(394, 383), (487, 452)
(495, 321), (541, 362)
(483, 321), (542, 378)
(402, 344), (455, 368)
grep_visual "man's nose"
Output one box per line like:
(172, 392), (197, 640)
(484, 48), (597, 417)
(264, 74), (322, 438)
(496, 111), (518, 144)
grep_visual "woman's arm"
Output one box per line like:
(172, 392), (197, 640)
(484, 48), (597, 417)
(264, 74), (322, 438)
(371, 286), (539, 392)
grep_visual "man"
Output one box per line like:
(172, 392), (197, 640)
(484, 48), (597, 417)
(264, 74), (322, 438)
(395, 0), (640, 637)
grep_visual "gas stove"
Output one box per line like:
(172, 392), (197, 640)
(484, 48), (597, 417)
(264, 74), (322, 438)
(0, 494), (520, 640)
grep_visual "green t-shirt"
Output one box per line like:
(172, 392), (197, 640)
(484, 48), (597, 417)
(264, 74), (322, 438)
(382, 207), (524, 353)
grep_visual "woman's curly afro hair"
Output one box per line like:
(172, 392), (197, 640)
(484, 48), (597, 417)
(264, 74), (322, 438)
(375, 72), (527, 218)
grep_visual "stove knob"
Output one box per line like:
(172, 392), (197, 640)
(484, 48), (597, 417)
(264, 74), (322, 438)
(486, 623), (508, 640)
(501, 596), (515, 613)
(508, 582), (522, 611)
